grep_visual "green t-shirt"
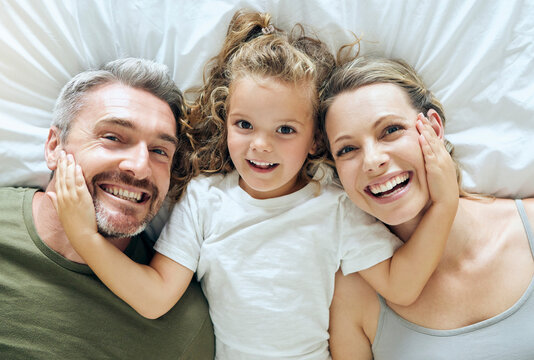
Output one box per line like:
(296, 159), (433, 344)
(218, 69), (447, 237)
(0, 187), (214, 359)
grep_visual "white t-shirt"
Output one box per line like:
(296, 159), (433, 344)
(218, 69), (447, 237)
(154, 166), (401, 360)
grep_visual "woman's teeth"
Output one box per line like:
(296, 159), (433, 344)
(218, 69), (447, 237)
(369, 173), (410, 196)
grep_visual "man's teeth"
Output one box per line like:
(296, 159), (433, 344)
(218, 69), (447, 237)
(369, 173), (409, 195)
(103, 186), (142, 202)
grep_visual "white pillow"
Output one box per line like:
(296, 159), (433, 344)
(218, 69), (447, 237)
(2, 0), (533, 200)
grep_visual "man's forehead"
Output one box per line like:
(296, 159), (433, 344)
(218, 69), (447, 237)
(78, 83), (177, 133)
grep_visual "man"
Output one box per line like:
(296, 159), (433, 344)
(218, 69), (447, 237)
(0, 58), (214, 359)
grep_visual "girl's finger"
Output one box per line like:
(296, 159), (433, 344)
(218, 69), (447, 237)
(75, 164), (85, 189)
(64, 153), (75, 193)
(416, 117), (445, 156)
(56, 151), (67, 197)
(418, 130), (436, 161)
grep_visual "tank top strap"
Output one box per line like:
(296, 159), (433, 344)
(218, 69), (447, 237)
(515, 199), (534, 258)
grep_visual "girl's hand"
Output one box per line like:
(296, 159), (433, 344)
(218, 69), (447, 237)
(46, 150), (98, 244)
(416, 113), (459, 209)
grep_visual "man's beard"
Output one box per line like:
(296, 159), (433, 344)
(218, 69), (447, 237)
(90, 171), (162, 239)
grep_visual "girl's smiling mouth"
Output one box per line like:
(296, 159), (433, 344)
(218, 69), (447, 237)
(247, 159), (279, 170)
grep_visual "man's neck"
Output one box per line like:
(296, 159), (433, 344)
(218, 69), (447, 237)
(32, 189), (131, 264)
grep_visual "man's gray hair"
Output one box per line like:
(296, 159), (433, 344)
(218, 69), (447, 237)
(52, 58), (185, 142)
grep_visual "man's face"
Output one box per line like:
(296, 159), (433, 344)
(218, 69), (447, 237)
(51, 83), (178, 238)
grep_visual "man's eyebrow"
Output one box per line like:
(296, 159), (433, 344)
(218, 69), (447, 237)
(159, 133), (179, 148)
(97, 117), (135, 129)
(96, 117), (179, 148)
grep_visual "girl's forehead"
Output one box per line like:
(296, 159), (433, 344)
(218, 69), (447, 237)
(229, 75), (316, 110)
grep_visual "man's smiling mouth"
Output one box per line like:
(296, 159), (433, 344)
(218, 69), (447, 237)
(100, 185), (148, 203)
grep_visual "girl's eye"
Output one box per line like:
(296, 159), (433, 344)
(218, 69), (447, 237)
(236, 120), (252, 129)
(336, 145), (357, 157)
(277, 126), (295, 134)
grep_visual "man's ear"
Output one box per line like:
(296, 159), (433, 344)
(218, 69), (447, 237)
(45, 126), (62, 171)
(426, 109), (444, 139)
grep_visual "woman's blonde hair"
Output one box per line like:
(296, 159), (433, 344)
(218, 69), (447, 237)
(320, 55), (474, 197)
(185, 10), (335, 185)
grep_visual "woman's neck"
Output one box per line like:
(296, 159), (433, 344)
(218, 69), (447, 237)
(388, 202), (431, 242)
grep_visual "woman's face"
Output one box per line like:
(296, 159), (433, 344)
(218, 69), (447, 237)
(325, 83), (431, 226)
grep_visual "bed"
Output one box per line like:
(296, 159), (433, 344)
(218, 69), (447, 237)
(1, 0), (533, 238)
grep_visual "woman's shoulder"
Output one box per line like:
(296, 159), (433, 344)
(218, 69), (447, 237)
(332, 271), (381, 342)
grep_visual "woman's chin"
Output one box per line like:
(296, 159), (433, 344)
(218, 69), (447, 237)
(371, 206), (424, 227)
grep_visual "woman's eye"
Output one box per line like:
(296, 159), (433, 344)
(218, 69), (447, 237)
(236, 120), (252, 129)
(384, 125), (402, 136)
(336, 145), (357, 157)
(277, 126), (295, 134)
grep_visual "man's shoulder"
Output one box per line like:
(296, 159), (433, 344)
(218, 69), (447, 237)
(0, 187), (38, 209)
(0, 186), (37, 196)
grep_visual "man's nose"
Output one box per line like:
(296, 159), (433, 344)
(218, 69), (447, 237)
(119, 142), (152, 180)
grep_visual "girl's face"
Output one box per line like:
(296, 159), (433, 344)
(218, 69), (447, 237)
(226, 76), (316, 199)
(325, 83), (430, 226)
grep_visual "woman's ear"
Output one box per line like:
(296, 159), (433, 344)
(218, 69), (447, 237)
(45, 126), (62, 171)
(426, 109), (444, 139)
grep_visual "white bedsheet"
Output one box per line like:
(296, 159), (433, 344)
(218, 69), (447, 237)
(1, 0), (533, 199)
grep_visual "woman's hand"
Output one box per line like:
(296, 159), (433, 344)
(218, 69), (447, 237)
(46, 150), (98, 246)
(416, 113), (459, 209)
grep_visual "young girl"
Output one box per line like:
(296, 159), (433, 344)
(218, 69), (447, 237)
(49, 10), (458, 360)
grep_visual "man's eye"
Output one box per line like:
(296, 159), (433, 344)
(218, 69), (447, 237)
(104, 135), (120, 142)
(152, 149), (168, 157)
(336, 145), (357, 157)
(277, 126), (295, 134)
(236, 120), (252, 129)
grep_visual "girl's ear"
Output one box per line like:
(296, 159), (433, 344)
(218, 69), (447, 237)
(45, 126), (62, 171)
(426, 109), (444, 139)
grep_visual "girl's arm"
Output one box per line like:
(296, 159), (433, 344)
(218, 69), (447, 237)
(47, 151), (193, 319)
(358, 114), (459, 306)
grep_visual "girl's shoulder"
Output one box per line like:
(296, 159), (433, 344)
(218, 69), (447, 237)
(187, 171), (238, 192)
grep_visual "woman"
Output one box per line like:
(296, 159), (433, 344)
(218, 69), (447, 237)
(320, 56), (534, 359)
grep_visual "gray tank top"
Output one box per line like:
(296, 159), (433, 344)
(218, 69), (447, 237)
(372, 199), (534, 360)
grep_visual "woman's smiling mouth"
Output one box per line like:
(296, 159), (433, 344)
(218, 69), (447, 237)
(366, 172), (411, 198)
